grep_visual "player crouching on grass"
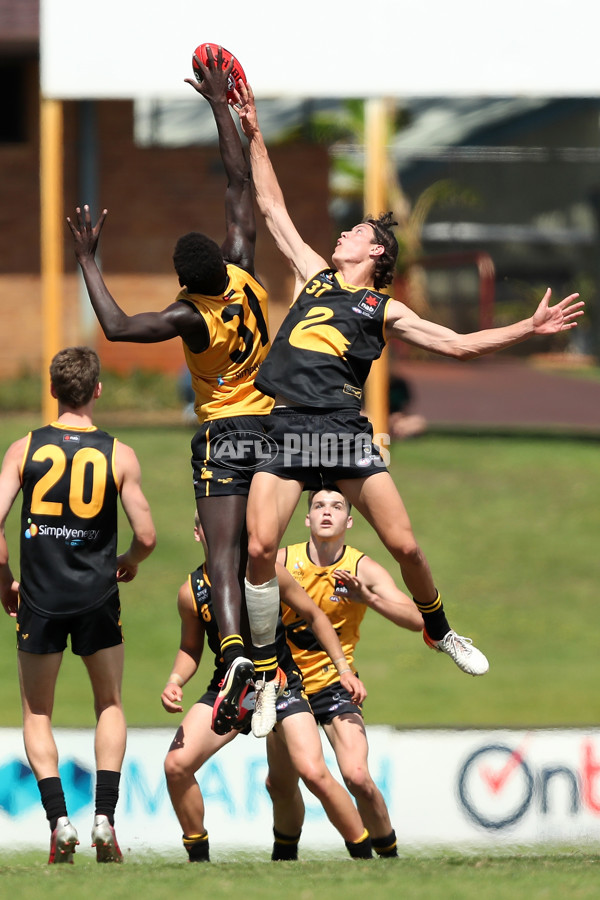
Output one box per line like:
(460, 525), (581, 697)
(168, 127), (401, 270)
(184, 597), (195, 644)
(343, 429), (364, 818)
(161, 514), (373, 861)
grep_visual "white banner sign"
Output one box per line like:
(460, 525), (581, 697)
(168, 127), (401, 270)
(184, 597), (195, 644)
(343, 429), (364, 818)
(40, 0), (600, 100)
(2, 727), (600, 858)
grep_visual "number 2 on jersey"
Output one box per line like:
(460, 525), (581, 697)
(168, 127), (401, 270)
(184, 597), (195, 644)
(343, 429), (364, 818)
(289, 306), (350, 357)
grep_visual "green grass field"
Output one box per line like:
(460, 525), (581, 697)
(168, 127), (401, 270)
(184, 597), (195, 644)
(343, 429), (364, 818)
(0, 416), (599, 890)
(1, 418), (597, 729)
(2, 849), (600, 899)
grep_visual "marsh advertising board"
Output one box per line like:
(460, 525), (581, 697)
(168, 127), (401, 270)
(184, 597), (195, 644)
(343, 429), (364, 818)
(1, 728), (599, 857)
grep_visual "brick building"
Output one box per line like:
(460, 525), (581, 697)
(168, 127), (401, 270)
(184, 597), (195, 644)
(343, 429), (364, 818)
(0, 0), (332, 378)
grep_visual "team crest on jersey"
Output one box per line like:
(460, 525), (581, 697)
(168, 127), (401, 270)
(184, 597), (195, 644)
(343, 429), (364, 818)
(356, 291), (383, 316)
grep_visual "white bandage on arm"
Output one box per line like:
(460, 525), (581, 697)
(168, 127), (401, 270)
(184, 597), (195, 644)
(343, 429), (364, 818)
(244, 576), (280, 646)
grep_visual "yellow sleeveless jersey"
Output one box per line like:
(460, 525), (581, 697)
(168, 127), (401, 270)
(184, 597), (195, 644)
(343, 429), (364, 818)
(178, 264), (273, 423)
(281, 541), (366, 694)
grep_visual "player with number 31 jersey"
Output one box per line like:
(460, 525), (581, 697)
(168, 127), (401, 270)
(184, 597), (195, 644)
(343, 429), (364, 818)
(178, 264), (271, 422)
(66, 46), (280, 740)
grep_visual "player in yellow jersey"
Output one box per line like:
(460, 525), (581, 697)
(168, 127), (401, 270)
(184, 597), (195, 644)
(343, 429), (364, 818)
(67, 49), (276, 737)
(231, 83), (584, 705)
(273, 486), (423, 857)
(161, 514), (372, 861)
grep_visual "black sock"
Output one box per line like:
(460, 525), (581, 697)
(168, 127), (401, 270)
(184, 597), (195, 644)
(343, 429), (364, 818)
(413, 590), (450, 641)
(345, 829), (372, 859)
(221, 635), (247, 669)
(183, 831), (210, 862)
(252, 643), (278, 682)
(271, 827), (301, 860)
(95, 770), (121, 825)
(373, 829), (398, 857)
(38, 777), (68, 831)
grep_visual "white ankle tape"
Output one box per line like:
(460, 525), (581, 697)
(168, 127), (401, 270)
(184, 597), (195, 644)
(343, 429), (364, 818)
(244, 576), (280, 646)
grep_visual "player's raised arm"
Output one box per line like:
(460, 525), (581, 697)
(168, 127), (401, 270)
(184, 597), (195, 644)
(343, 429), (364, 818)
(233, 83), (327, 294)
(385, 289), (584, 360)
(185, 45), (256, 274)
(67, 206), (201, 343)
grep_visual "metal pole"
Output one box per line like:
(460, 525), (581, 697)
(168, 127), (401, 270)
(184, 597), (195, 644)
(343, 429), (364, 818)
(364, 97), (389, 442)
(78, 100), (99, 343)
(40, 96), (64, 423)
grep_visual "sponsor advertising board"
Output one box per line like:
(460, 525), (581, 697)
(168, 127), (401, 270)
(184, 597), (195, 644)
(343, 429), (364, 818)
(2, 727), (599, 856)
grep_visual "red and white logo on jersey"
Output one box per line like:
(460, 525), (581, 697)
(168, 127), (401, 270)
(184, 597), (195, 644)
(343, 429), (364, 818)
(357, 292), (383, 316)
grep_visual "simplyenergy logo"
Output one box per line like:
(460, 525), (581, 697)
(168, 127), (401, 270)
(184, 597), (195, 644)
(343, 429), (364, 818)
(23, 518), (99, 546)
(457, 734), (600, 830)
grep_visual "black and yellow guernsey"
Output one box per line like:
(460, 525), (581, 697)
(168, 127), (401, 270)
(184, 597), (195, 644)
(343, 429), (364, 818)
(178, 264), (273, 423)
(18, 423), (119, 617)
(188, 563), (298, 691)
(255, 269), (391, 409)
(280, 542), (366, 694)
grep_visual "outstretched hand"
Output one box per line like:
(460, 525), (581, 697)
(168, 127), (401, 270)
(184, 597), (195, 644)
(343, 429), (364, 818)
(66, 205), (107, 263)
(185, 44), (232, 105)
(230, 81), (259, 138)
(532, 289), (584, 335)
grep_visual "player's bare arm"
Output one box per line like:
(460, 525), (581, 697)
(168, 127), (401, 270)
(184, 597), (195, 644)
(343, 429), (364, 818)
(114, 442), (156, 582)
(341, 556), (424, 632)
(161, 582), (206, 713)
(385, 289), (584, 360)
(277, 563), (367, 703)
(67, 206), (203, 344)
(185, 46), (256, 273)
(0, 439), (26, 616)
(233, 82), (326, 294)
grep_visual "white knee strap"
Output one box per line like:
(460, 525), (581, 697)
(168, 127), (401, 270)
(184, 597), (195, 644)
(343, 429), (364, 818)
(244, 576), (280, 646)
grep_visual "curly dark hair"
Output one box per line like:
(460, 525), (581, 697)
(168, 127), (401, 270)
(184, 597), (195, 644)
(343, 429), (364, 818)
(363, 211), (399, 290)
(50, 346), (100, 408)
(173, 232), (228, 295)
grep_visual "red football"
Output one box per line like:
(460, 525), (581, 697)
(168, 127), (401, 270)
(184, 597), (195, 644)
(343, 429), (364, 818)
(192, 43), (247, 102)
